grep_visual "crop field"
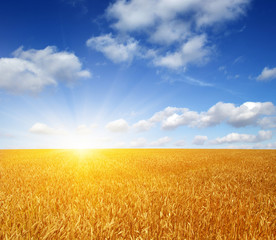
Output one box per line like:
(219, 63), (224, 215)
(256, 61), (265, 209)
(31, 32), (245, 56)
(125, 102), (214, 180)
(0, 149), (275, 239)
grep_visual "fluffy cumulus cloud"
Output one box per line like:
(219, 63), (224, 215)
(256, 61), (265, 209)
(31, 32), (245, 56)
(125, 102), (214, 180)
(86, 34), (139, 63)
(154, 35), (210, 69)
(133, 101), (276, 131)
(132, 107), (182, 131)
(0, 46), (91, 93)
(87, 0), (250, 69)
(257, 117), (276, 129)
(257, 67), (276, 81)
(226, 102), (275, 127)
(29, 123), (68, 135)
(133, 120), (155, 132)
(150, 107), (182, 123)
(211, 130), (272, 144)
(107, 0), (250, 31)
(192, 135), (208, 145)
(161, 109), (199, 130)
(174, 140), (186, 147)
(106, 119), (129, 132)
(150, 136), (171, 147)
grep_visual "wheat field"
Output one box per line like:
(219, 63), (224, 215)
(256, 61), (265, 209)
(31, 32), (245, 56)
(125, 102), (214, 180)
(0, 149), (275, 239)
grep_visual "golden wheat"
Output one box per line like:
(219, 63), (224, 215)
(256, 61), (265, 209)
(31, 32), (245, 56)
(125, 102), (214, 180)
(0, 149), (275, 239)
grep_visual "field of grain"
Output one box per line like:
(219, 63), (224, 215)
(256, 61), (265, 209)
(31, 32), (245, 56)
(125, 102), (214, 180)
(0, 149), (275, 239)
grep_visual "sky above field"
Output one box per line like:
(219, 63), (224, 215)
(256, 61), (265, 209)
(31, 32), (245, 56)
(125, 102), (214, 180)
(0, 0), (276, 149)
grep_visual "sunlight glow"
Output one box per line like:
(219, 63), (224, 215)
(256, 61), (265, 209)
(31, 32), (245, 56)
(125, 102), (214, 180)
(63, 135), (95, 149)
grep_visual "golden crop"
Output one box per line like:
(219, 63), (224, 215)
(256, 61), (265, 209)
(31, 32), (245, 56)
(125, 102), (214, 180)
(0, 149), (275, 239)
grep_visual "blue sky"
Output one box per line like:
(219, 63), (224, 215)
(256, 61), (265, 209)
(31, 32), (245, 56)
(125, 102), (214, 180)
(0, 0), (276, 149)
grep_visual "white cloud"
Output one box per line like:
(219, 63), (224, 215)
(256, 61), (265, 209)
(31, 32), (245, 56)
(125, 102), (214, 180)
(130, 137), (147, 147)
(150, 136), (171, 147)
(227, 102), (275, 127)
(132, 106), (184, 131)
(211, 130), (272, 144)
(257, 117), (276, 129)
(149, 21), (190, 45)
(197, 102), (235, 128)
(192, 135), (208, 145)
(86, 34), (139, 63)
(133, 120), (154, 132)
(154, 35), (210, 69)
(107, 0), (156, 32)
(135, 101), (276, 131)
(107, 0), (249, 32)
(29, 123), (67, 135)
(257, 67), (276, 81)
(150, 107), (181, 123)
(106, 118), (129, 132)
(161, 110), (199, 130)
(174, 140), (186, 147)
(194, 0), (250, 27)
(99, 0), (251, 69)
(0, 46), (91, 93)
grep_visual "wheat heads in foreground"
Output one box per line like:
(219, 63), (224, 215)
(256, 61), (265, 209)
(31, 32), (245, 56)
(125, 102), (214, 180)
(0, 149), (275, 239)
